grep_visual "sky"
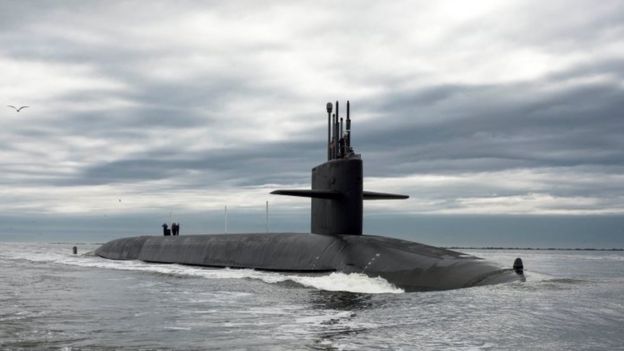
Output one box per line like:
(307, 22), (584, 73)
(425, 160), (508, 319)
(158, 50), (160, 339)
(1, 1), (623, 246)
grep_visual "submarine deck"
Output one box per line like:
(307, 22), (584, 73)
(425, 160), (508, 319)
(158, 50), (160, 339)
(95, 233), (523, 291)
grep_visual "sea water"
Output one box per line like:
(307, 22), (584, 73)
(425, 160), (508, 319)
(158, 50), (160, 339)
(1, 242), (623, 350)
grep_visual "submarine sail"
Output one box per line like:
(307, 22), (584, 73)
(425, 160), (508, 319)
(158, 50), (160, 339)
(271, 100), (409, 235)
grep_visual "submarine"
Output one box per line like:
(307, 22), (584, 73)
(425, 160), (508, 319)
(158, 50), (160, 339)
(96, 101), (525, 291)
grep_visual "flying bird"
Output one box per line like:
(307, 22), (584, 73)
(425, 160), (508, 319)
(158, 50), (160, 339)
(7, 105), (29, 112)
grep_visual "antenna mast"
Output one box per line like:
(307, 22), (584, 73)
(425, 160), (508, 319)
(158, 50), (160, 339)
(326, 102), (333, 160)
(346, 100), (351, 151)
(334, 101), (340, 159)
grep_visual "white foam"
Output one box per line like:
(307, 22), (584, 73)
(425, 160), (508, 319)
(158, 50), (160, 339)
(523, 270), (553, 282)
(0, 244), (404, 294)
(163, 326), (192, 331)
(288, 272), (403, 294)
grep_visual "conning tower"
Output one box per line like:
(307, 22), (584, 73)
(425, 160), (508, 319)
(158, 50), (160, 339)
(272, 101), (408, 235)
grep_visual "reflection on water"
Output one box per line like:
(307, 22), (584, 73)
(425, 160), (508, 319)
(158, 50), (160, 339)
(311, 291), (376, 311)
(304, 291), (373, 350)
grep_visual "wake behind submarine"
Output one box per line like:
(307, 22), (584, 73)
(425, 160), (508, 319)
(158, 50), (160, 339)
(96, 101), (525, 291)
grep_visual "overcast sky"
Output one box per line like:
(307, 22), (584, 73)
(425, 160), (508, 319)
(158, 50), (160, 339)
(1, 1), (623, 244)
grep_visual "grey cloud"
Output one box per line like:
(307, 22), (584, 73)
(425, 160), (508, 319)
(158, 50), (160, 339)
(356, 61), (624, 177)
(1, 0), (623, 222)
(63, 138), (323, 187)
(446, 1), (624, 53)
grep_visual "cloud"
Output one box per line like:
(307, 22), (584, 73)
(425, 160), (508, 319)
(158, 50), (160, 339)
(0, 0), (623, 224)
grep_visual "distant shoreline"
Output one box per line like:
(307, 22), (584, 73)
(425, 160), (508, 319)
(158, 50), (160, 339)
(445, 247), (624, 251)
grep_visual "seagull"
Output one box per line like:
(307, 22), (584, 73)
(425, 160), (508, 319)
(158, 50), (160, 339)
(7, 105), (29, 112)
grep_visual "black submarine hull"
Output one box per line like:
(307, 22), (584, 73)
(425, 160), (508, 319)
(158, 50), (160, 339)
(95, 101), (526, 291)
(95, 233), (524, 291)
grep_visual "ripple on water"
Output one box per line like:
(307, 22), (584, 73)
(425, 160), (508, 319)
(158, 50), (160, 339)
(1, 243), (623, 350)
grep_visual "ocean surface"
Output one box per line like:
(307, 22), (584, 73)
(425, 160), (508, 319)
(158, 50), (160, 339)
(1, 242), (623, 350)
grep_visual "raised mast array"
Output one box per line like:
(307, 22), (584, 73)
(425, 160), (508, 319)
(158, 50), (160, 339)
(327, 100), (353, 160)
